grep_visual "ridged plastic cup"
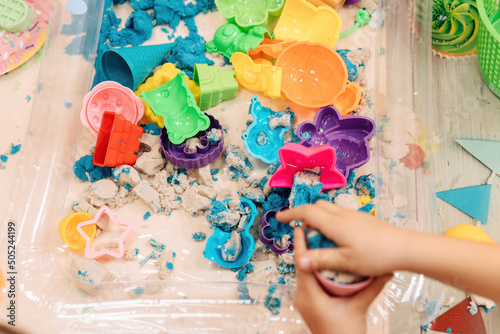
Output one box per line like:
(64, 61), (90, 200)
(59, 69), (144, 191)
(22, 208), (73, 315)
(100, 43), (174, 91)
(477, 0), (500, 98)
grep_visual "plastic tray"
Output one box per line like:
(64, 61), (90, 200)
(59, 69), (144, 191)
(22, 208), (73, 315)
(0, 0), (441, 333)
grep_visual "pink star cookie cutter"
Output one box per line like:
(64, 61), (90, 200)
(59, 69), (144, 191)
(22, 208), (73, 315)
(269, 143), (347, 191)
(76, 206), (132, 259)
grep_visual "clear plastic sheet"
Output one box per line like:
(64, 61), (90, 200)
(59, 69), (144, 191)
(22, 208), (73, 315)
(0, 0), (443, 332)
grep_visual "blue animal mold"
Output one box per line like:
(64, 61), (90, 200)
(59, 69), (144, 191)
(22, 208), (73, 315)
(242, 95), (294, 164)
(203, 198), (258, 269)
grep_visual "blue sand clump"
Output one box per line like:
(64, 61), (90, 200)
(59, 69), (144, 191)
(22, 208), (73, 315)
(192, 232), (206, 241)
(264, 283), (281, 315)
(142, 123), (161, 135)
(74, 155), (112, 182)
(264, 216), (294, 244)
(262, 188), (290, 214)
(355, 174), (375, 198)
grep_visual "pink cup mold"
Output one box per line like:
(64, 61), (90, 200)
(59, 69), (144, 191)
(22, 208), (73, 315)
(314, 272), (375, 297)
(81, 81), (145, 137)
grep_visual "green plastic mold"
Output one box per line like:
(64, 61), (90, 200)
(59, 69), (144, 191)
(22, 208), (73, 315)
(0, 0), (34, 33)
(140, 72), (211, 145)
(206, 23), (270, 59)
(193, 64), (238, 111)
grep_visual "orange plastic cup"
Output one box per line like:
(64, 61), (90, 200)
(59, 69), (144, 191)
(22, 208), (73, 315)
(276, 42), (348, 109)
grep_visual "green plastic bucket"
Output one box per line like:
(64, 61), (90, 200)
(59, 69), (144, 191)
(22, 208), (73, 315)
(477, 0), (500, 98)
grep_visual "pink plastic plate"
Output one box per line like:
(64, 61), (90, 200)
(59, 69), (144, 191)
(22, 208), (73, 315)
(0, 0), (51, 75)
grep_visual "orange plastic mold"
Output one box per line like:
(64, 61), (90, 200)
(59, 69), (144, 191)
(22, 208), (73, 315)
(276, 42), (348, 109)
(333, 81), (362, 116)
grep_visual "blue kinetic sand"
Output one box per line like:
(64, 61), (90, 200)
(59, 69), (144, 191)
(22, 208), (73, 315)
(242, 96), (295, 164)
(203, 198), (258, 268)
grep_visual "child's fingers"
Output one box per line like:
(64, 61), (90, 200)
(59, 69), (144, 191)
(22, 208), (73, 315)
(276, 205), (342, 235)
(351, 274), (393, 310)
(314, 199), (344, 215)
(294, 228), (325, 296)
(298, 248), (350, 273)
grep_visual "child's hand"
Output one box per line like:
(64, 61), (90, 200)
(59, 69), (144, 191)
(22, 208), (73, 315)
(292, 227), (392, 334)
(276, 200), (409, 277)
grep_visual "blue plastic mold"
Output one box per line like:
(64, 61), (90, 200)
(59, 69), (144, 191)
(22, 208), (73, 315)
(203, 198), (258, 269)
(242, 95), (294, 164)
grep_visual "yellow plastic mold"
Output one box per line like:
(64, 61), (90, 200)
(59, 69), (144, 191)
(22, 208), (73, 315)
(230, 52), (283, 98)
(273, 0), (342, 48)
(59, 212), (96, 250)
(135, 63), (201, 128)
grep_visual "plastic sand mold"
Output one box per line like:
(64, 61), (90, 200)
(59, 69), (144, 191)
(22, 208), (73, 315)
(206, 23), (270, 59)
(269, 143), (347, 191)
(214, 0), (285, 30)
(135, 63), (201, 128)
(81, 81), (144, 137)
(160, 114), (224, 169)
(140, 72), (210, 145)
(93, 111), (143, 168)
(203, 199), (258, 269)
(77, 206), (132, 259)
(230, 52), (283, 98)
(0, 0), (51, 75)
(273, 0), (342, 48)
(297, 106), (375, 177)
(259, 207), (294, 255)
(193, 63), (238, 111)
(242, 95), (294, 164)
(0, 0), (33, 33)
(314, 271), (374, 297)
(276, 42), (349, 108)
(59, 212), (96, 250)
(100, 43), (173, 91)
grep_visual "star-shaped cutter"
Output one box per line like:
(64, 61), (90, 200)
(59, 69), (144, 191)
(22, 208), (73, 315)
(269, 143), (347, 191)
(76, 206), (132, 259)
(297, 105), (375, 178)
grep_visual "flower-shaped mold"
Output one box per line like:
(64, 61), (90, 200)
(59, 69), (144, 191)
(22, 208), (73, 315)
(259, 207), (294, 255)
(135, 63), (201, 129)
(215, 0), (285, 29)
(203, 198), (258, 269)
(160, 114), (224, 169)
(273, 0), (342, 48)
(230, 52), (283, 98)
(140, 72), (210, 145)
(269, 143), (347, 191)
(276, 42), (348, 109)
(297, 106), (375, 178)
(242, 96), (294, 164)
(81, 81), (144, 137)
(206, 23), (270, 59)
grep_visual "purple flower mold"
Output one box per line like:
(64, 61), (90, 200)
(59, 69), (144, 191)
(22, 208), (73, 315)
(160, 114), (224, 169)
(259, 207), (293, 255)
(297, 106), (375, 177)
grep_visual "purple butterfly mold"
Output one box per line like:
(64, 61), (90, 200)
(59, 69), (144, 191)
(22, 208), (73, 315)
(297, 106), (375, 177)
